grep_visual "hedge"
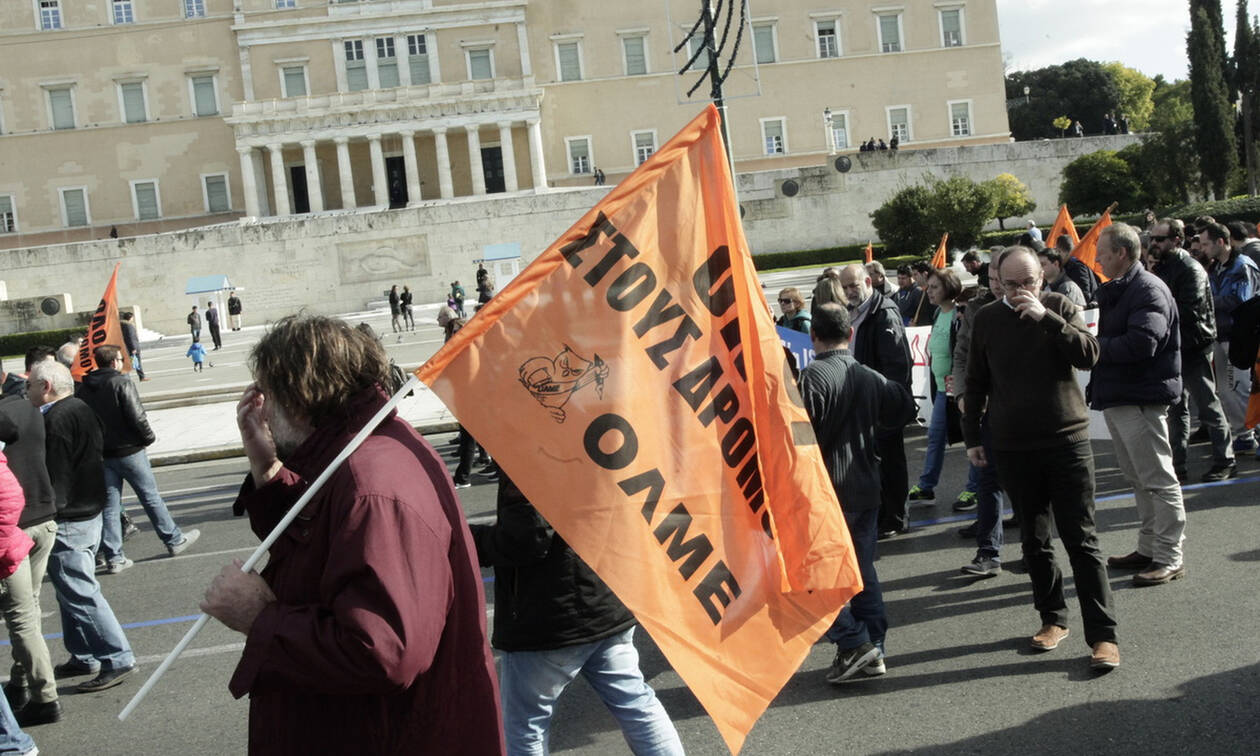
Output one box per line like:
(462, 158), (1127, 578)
(0, 327), (88, 362)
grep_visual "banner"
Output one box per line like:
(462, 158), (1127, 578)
(71, 263), (127, 380)
(1047, 204), (1080, 249)
(416, 106), (861, 754)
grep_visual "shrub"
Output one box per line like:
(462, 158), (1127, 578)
(925, 175), (998, 249)
(0, 327), (87, 362)
(1059, 150), (1142, 214)
(870, 184), (937, 256)
(987, 173), (1037, 230)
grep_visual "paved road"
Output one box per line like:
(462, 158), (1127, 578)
(10, 430), (1259, 755)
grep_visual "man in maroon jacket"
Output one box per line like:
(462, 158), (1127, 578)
(201, 315), (503, 755)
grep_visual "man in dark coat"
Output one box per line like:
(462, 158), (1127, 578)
(227, 290), (244, 330)
(187, 305), (202, 341)
(119, 312), (146, 381)
(205, 301), (222, 350)
(200, 315), (502, 755)
(471, 474), (683, 754)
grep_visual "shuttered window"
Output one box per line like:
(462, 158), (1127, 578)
(192, 76), (217, 116)
(62, 189), (88, 227)
(408, 34), (431, 84)
(376, 38), (399, 88)
(48, 88), (74, 129)
(133, 181), (159, 220)
(205, 175), (229, 212)
(753, 25), (776, 64)
(557, 42), (581, 81)
(468, 49), (492, 80)
(345, 41), (367, 91)
(283, 66), (306, 97)
(121, 82), (146, 123)
(623, 36), (646, 75)
(0, 196), (15, 233)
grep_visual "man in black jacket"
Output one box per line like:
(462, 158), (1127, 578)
(119, 312), (146, 381)
(78, 345), (199, 574)
(1149, 219), (1235, 481)
(227, 290), (243, 331)
(837, 264), (914, 537)
(471, 474), (683, 755)
(26, 360), (137, 693)
(205, 301), (222, 350)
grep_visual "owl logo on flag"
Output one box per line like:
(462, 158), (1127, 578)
(518, 346), (609, 423)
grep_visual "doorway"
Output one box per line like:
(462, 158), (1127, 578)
(288, 165), (310, 214)
(482, 146), (505, 193)
(385, 156), (409, 208)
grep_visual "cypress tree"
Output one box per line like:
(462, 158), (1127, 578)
(1188, 6), (1238, 199)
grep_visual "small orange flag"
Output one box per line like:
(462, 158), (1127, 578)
(863, 242), (873, 264)
(71, 263), (128, 380)
(1246, 344), (1260, 429)
(416, 106), (859, 754)
(930, 233), (949, 269)
(1047, 204), (1080, 249)
(1071, 210), (1113, 283)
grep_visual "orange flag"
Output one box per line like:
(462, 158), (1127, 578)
(1047, 204), (1080, 249)
(416, 106), (860, 754)
(71, 263), (128, 380)
(1072, 210), (1113, 283)
(1247, 344), (1260, 429)
(863, 242), (873, 264)
(930, 233), (949, 269)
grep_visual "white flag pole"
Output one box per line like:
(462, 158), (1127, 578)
(119, 374), (422, 721)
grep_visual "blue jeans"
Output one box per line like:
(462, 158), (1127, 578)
(0, 693), (34, 755)
(973, 419), (1004, 561)
(826, 507), (886, 651)
(101, 450), (182, 564)
(499, 627), (683, 756)
(49, 516), (135, 670)
(917, 391), (949, 490)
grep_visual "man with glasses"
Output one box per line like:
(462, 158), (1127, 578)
(1148, 219), (1234, 482)
(962, 246), (1119, 671)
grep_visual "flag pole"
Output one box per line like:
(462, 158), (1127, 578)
(119, 374), (422, 721)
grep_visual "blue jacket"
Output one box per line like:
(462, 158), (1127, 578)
(1210, 252), (1260, 339)
(1090, 261), (1181, 410)
(186, 343), (207, 362)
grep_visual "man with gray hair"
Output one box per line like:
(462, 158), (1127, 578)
(1092, 223), (1187, 586)
(864, 260), (894, 296)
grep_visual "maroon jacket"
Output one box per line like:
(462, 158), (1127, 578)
(229, 388), (503, 755)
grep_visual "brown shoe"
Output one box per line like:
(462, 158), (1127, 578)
(1030, 624), (1070, 651)
(1107, 551), (1153, 570)
(1090, 641), (1120, 670)
(1134, 563), (1185, 586)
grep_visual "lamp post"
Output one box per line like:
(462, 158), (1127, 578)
(824, 107), (834, 154)
(1023, 85), (1030, 105)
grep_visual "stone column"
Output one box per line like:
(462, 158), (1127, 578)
(368, 133), (388, 207)
(433, 127), (454, 199)
(301, 140), (324, 212)
(466, 124), (486, 196)
(527, 118), (547, 191)
(267, 143), (290, 215)
(237, 146), (260, 217)
(334, 137), (356, 210)
(400, 129), (422, 204)
(498, 121), (518, 193)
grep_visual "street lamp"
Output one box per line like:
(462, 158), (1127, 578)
(824, 107), (834, 154)
(1023, 85), (1030, 105)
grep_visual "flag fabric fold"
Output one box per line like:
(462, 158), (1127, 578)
(415, 105), (860, 754)
(863, 242), (873, 264)
(1071, 210), (1113, 283)
(71, 263), (128, 380)
(1047, 204), (1080, 249)
(930, 233), (949, 269)
(1247, 343), (1260, 430)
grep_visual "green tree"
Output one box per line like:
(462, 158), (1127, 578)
(1188, 5), (1239, 199)
(1058, 151), (1142, 213)
(870, 184), (937, 256)
(1143, 78), (1200, 205)
(1052, 115), (1072, 137)
(1101, 62), (1155, 131)
(924, 175), (997, 248)
(986, 173), (1037, 229)
(1233, 1), (1260, 193)
(1006, 59), (1122, 140)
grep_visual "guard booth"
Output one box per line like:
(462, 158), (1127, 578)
(475, 242), (523, 292)
(184, 275), (237, 331)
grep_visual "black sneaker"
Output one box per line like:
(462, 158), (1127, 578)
(1202, 463), (1237, 483)
(952, 491), (978, 512)
(825, 642), (881, 684)
(53, 659), (99, 679)
(75, 665), (137, 693)
(16, 699), (62, 727)
(907, 486), (935, 501)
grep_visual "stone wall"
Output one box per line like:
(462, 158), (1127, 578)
(0, 135), (1141, 337)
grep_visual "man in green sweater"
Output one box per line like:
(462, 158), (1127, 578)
(962, 246), (1120, 672)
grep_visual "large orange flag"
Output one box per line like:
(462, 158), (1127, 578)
(71, 263), (128, 380)
(416, 106), (860, 753)
(930, 233), (949, 269)
(863, 242), (873, 264)
(1072, 210), (1113, 283)
(1047, 204), (1080, 249)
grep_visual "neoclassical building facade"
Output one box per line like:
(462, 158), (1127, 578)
(0, 0), (1010, 250)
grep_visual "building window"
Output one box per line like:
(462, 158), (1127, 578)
(276, 0), (295, 7)
(816, 19), (839, 58)
(119, 81), (147, 124)
(631, 130), (657, 165)
(203, 173), (231, 213)
(829, 111), (849, 150)
(376, 37), (399, 88)
(184, 0), (205, 18)
(47, 87), (75, 130)
(131, 180), (160, 221)
(888, 106), (911, 142)
(190, 75), (217, 116)
(950, 100), (972, 136)
(60, 187), (89, 227)
(761, 118), (786, 155)
(407, 34), (431, 84)
(467, 47), (494, 80)
(39, 0), (61, 30)
(940, 8), (964, 47)
(112, 0), (134, 24)
(623, 35), (647, 76)
(345, 40), (367, 91)
(878, 13), (903, 53)
(0, 195), (16, 233)
(566, 136), (592, 174)
(752, 24), (776, 64)
(687, 36), (710, 72)
(556, 41), (582, 82)
(282, 65), (307, 96)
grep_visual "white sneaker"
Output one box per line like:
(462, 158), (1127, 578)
(167, 529), (201, 556)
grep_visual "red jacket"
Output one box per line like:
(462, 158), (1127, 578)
(0, 452), (34, 580)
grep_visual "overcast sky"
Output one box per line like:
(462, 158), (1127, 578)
(997, 0), (1245, 81)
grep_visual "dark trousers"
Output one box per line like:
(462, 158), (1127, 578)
(973, 417), (1003, 560)
(876, 429), (909, 532)
(454, 427), (477, 484)
(1169, 346), (1234, 470)
(208, 323), (222, 350)
(825, 507), (885, 651)
(992, 440), (1117, 647)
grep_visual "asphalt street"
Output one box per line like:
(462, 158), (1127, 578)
(9, 429), (1259, 755)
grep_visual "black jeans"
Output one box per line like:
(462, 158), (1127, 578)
(992, 439), (1117, 647)
(876, 429), (909, 532)
(454, 426), (477, 484)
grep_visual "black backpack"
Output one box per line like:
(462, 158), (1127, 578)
(1228, 296), (1260, 370)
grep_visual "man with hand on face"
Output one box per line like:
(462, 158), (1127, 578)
(201, 315), (502, 755)
(963, 247), (1119, 671)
